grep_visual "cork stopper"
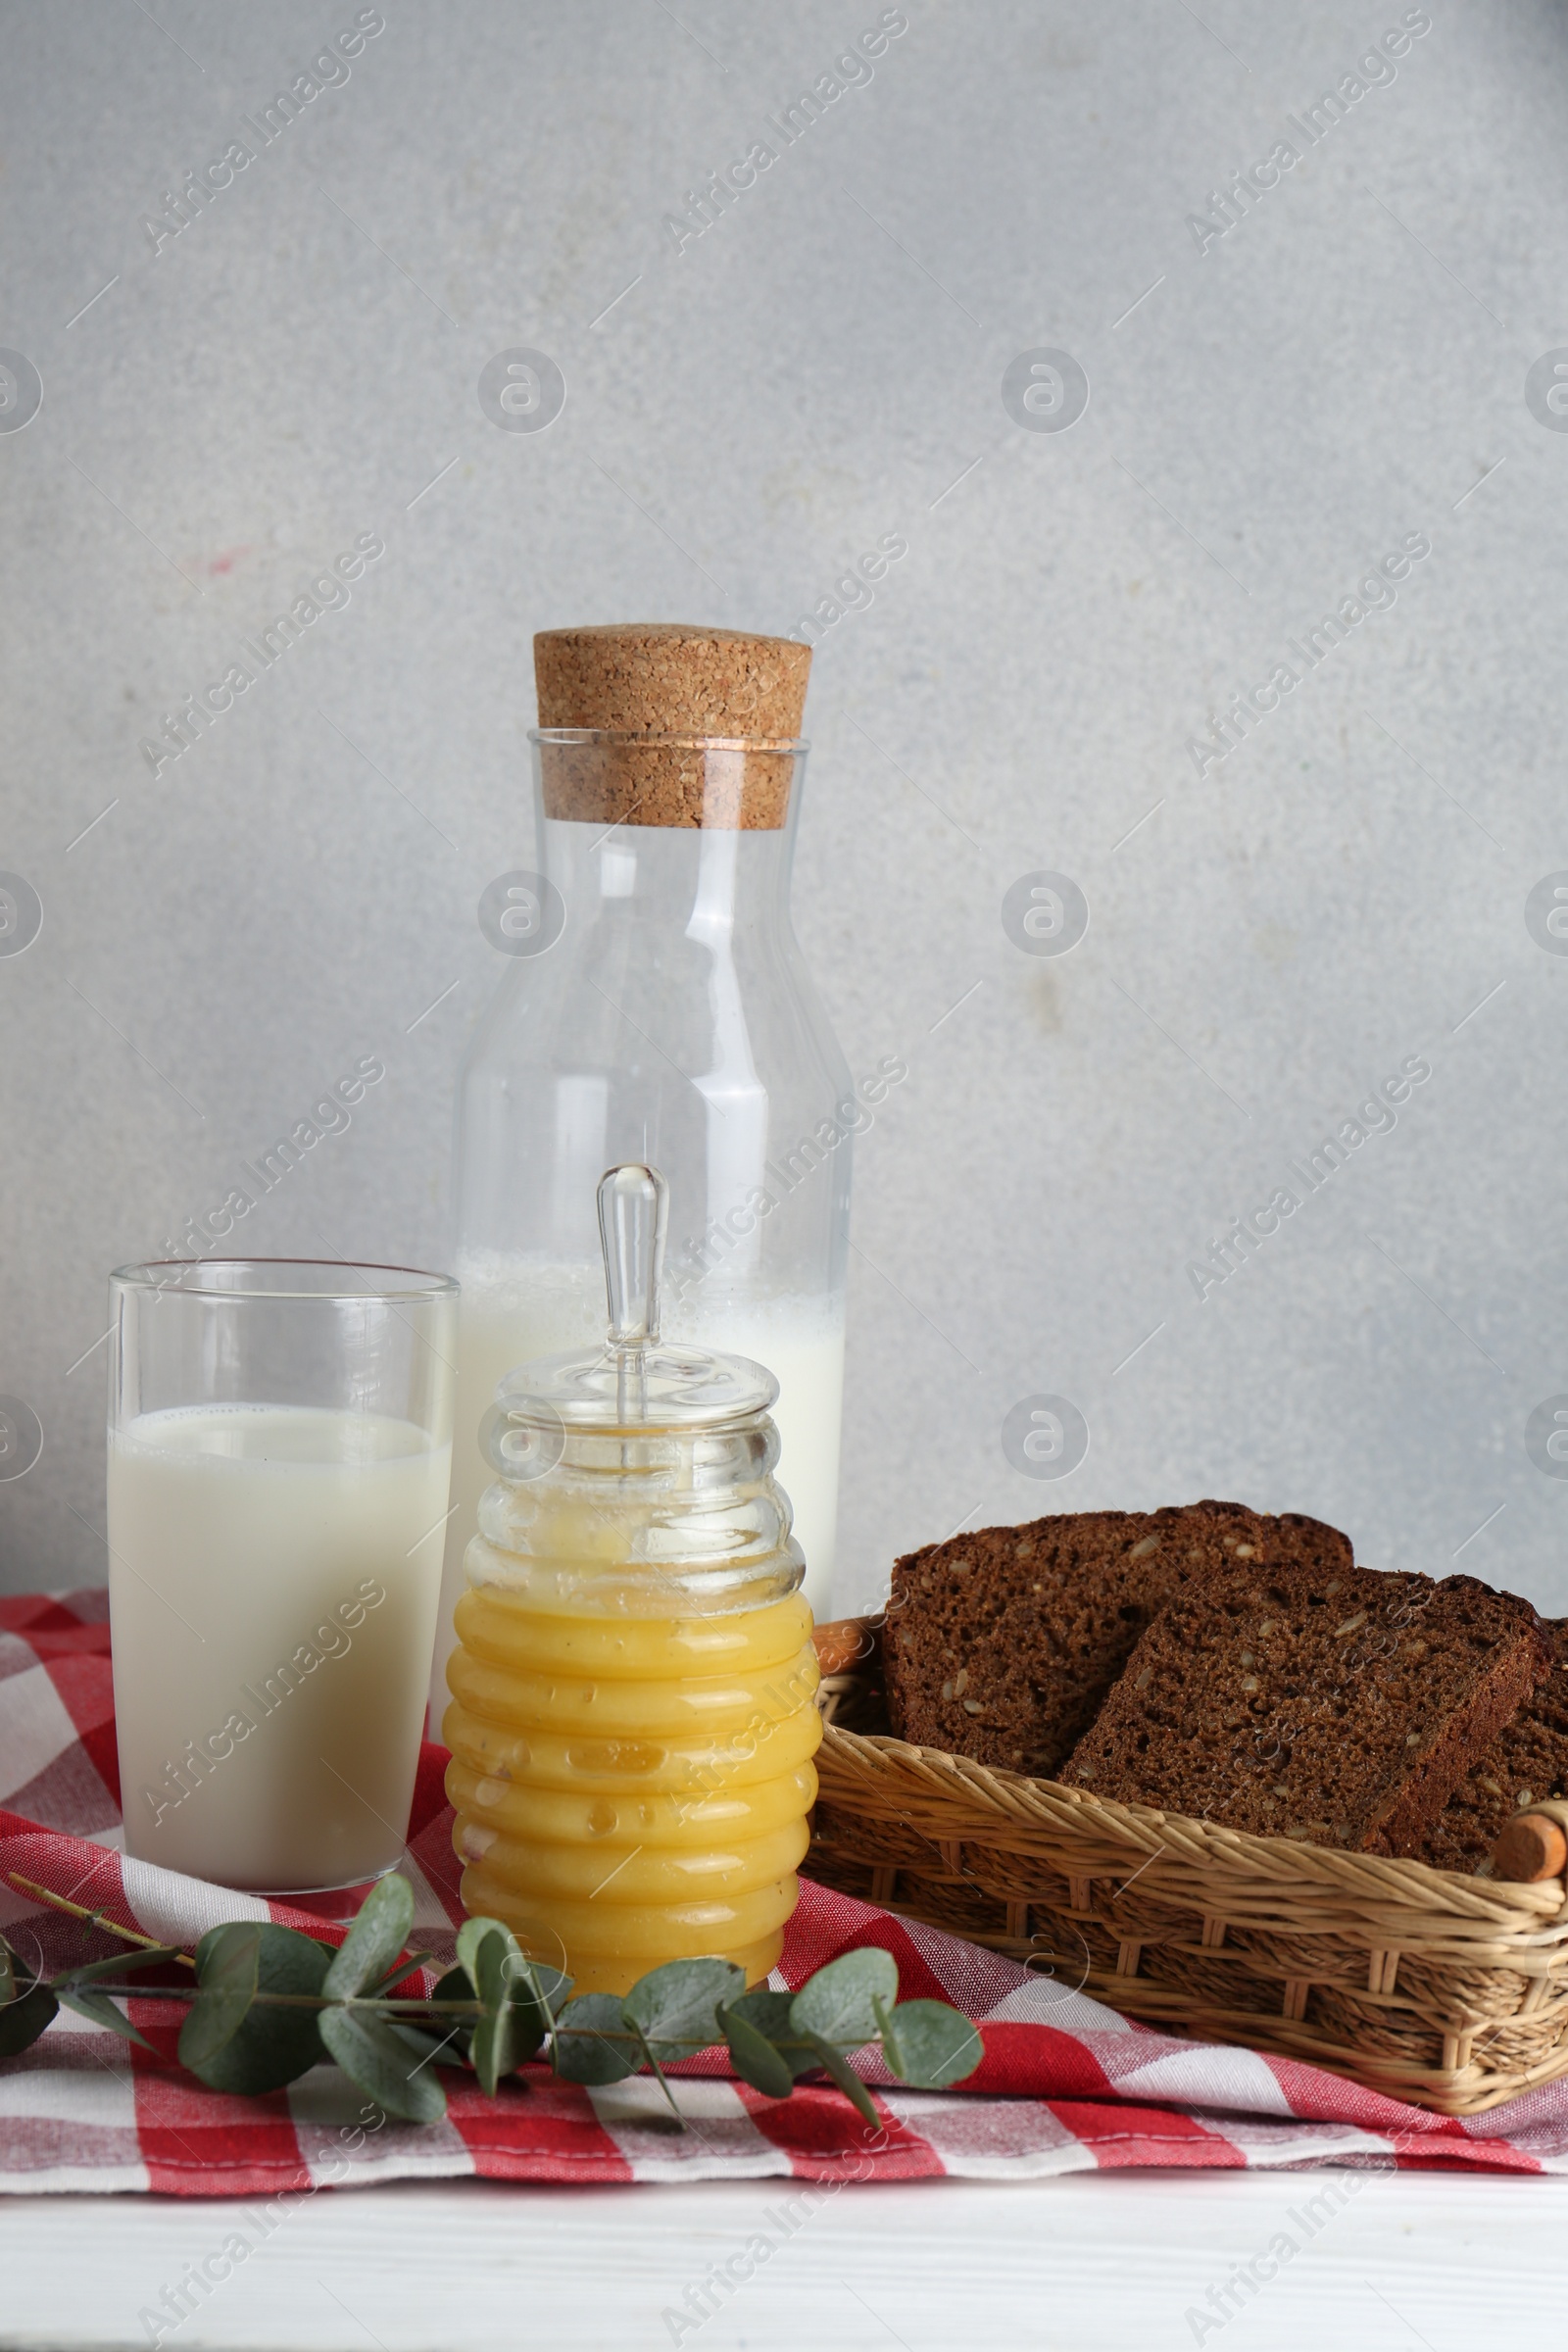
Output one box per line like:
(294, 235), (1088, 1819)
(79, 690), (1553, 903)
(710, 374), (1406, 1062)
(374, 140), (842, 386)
(532, 623), (810, 830)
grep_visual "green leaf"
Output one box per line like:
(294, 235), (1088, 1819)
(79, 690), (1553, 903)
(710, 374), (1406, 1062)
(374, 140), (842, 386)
(874, 1996), (983, 2090)
(716, 1999), (794, 2098)
(181, 1924), (330, 2096)
(446, 1921), (545, 2092)
(624, 2019), (687, 2129)
(0, 1978), (58, 2058)
(319, 2003), (447, 2123)
(367, 1950), (436, 1999)
(180, 1923), (261, 2073)
(724, 1988), (820, 2082)
(503, 1954), (571, 2059)
(724, 1985), (792, 2035)
(551, 1993), (639, 2084)
(457, 1918), (517, 1996)
(788, 1947), (899, 2049)
(426, 1964), (477, 2056)
(321, 1874), (416, 2001)
(58, 1946), (185, 1987)
(469, 1927), (528, 2097)
(797, 2029), (881, 2130)
(622, 1958), (745, 2063)
(56, 1985), (155, 2050)
(454, 1914), (508, 1987)
(389, 2020), (472, 2073)
(431, 1962), (477, 2003)
(0, 1934), (17, 2007)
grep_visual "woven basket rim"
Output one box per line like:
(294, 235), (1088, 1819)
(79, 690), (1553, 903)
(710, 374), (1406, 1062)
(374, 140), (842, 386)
(818, 1720), (1568, 1935)
(809, 1634), (1568, 2114)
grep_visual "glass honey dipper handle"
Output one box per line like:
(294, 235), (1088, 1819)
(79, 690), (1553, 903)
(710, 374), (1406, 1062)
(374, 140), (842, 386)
(597, 1164), (667, 1351)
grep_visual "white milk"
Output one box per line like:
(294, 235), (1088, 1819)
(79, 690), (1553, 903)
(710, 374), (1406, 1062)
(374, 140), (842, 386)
(109, 1405), (452, 1891)
(430, 1259), (845, 1707)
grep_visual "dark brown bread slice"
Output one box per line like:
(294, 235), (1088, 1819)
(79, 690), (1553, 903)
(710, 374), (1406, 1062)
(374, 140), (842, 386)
(1059, 1560), (1548, 1854)
(1419, 1620), (1568, 1875)
(883, 1501), (1353, 1778)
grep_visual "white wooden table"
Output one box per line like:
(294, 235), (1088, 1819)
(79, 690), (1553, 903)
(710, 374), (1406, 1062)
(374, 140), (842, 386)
(1, 2173), (1553, 2350)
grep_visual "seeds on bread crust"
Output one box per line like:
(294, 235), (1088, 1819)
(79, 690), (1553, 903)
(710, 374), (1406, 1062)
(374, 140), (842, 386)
(1060, 1563), (1548, 1855)
(882, 1500), (1354, 1778)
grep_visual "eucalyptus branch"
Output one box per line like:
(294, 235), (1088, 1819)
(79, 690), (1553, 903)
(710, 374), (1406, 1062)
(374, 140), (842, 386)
(8, 1875), (195, 1965)
(0, 1870), (982, 2127)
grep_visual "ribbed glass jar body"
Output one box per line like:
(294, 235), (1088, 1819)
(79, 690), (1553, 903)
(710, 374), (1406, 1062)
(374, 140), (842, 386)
(443, 1411), (821, 1995)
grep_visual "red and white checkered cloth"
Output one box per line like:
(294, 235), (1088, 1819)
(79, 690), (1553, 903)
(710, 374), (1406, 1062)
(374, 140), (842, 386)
(6, 1589), (1568, 2192)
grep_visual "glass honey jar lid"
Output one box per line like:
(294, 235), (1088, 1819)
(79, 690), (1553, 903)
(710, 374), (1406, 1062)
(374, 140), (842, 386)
(482, 1166), (776, 1477)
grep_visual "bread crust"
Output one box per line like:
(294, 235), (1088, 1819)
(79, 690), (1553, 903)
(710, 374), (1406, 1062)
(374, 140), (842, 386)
(882, 1500), (1352, 1778)
(1060, 1562), (1549, 1853)
(1420, 1620), (1568, 1873)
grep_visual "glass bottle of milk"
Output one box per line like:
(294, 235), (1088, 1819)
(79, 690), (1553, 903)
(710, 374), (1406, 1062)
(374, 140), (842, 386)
(435, 624), (853, 1703)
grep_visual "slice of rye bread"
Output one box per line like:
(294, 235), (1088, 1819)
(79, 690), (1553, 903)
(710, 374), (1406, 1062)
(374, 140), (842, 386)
(1058, 1560), (1550, 1854)
(881, 1500), (1353, 1778)
(1418, 1619), (1568, 1875)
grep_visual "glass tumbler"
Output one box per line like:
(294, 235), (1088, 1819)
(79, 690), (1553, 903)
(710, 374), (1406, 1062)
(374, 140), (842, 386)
(108, 1259), (457, 1894)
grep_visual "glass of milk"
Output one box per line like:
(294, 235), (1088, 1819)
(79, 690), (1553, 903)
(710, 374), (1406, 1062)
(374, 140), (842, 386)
(108, 1259), (457, 1894)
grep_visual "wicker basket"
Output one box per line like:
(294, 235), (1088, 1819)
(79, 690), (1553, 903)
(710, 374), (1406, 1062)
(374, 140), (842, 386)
(808, 1648), (1568, 2117)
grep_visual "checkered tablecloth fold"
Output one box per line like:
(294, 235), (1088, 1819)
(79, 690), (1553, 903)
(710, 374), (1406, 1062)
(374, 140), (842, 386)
(4, 1590), (1566, 2191)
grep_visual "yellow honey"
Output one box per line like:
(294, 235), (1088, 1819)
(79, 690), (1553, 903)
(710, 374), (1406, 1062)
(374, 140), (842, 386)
(445, 1572), (819, 1993)
(442, 1164), (822, 1996)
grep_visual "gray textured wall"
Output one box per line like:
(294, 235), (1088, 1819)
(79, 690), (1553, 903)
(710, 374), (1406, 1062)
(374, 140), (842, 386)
(4, 0), (1567, 1620)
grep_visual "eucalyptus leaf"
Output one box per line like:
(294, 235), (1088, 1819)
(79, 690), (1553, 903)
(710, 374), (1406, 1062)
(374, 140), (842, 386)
(455, 1914), (510, 1988)
(622, 1958), (746, 2062)
(624, 2019), (686, 2128)
(56, 1985), (155, 2050)
(321, 1874), (415, 2001)
(390, 2020), (472, 2072)
(181, 1924), (329, 2095)
(59, 1946), (184, 1986)
(724, 1986), (793, 2037)
(797, 2029), (881, 2130)
(789, 1948), (899, 2049)
(874, 1996), (982, 2091)
(179, 1923), (261, 2072)
(0, 1978), (58, 2058)
(427, 1965), (476, 2057)
(367, 1950), (436, 1999)
(470, 2004), (526, 2097)
(504, 1954), (571, 2058)
(551, 1993), (639, 2085)
(716, 1999), (794, 2099)
(318, 2004), (447, 2123)
(460, 1916), (520, 1995)
(724, 1988), (819, 2082)
(468, 1927), (528, 2097)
